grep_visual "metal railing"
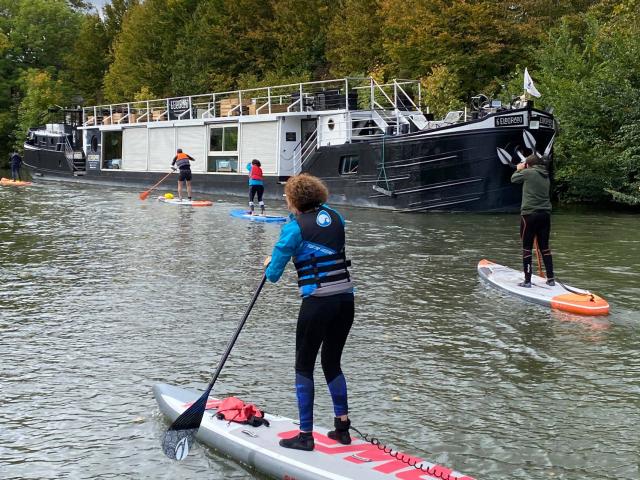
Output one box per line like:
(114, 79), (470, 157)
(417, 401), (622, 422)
(293, 129), (319, 175)
(82, 78), (423, 127)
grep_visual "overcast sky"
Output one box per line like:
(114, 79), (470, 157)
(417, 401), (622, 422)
(87, 0), (108, 11)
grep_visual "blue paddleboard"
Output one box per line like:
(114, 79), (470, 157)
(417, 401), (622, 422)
(230, 209), (287, 223)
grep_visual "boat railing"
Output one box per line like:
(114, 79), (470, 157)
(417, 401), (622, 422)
(81, 77), (423, 127)
(62, 136), (76, 171)
(293, 129), (319, 175)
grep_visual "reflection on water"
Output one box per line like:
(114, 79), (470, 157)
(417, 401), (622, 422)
(0, 182), (638, 480)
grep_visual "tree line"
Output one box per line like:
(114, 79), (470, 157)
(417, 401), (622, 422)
(1, 0), (638, 205)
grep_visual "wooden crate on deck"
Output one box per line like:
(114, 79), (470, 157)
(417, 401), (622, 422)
(220, 97), (250, 116)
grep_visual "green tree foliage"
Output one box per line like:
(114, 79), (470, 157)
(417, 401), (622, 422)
(64, 13), (110, 104)
(325, 0), (384, 77)
(0, 0), (80, 164)
(8, 0), (81, 69)
(536, 0), (640, 204)
(104, 0), (198, 101)
(14, 69), (68, 145)
(170, 0), (277, 95)
(420, 65), (465, 119)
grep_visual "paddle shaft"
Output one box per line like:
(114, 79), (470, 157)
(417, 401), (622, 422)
(162, 274), (267, 459)
(204, 274), (267, 394)
(141, 171), (173, 198)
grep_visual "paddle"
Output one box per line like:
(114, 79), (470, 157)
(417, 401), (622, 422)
(139, 171), (174, 200)
(161, 274), (267, 460)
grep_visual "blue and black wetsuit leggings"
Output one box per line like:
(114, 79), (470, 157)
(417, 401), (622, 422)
(520, 211), (554, 283)
(294, 293), (354, 433)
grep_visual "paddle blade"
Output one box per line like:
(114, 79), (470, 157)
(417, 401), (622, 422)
(139, 191), (150, 200)
(161, 390), (209, 460)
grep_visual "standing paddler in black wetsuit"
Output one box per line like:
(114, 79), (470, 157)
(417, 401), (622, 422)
(171, 148), (195, 201)
(264, 174), (354, 451)
(511, 153), (555, 287)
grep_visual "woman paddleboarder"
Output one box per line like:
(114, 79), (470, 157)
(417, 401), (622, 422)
(247, 159), (265, 215)
(264, 174), (354, 451)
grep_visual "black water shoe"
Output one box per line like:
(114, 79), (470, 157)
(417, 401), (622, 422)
(328, 417), (351, 445)
(518, 281), (532, 288)
(279, 431), (314, 451)
(546, 278), (555, 286)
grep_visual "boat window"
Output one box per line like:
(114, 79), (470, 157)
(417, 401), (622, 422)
(102, 131), (122, 169)
(339, 155), (359, 175)
(50, 137), (55, 146)
(208, 126), (238, 173)
(209, 126), (238, 152)
(207, 156), (238, 173)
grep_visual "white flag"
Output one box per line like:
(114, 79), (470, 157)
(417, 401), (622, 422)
(524, 68), (541, 97)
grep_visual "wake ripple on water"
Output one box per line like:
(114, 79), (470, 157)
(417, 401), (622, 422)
(0, 184), (638, 479)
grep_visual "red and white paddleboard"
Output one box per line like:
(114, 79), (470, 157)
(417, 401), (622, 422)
(154, 383), (475, 480)
(157, 196), (212, 207)
(478, 259), (609, 316)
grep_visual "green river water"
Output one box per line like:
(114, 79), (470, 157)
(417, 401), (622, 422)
(0, 180), (638, 480)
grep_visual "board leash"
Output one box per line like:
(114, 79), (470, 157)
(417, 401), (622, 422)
(556, 279), (595, 301)
(349, 425), (461, 480)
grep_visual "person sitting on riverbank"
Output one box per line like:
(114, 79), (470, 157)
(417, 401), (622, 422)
(9, 151), (22, 182)
(247, 159), (264, 215)
(264, 174), (354, 451)
(170, 148), (195, 201)
(511, 154), (554, 287)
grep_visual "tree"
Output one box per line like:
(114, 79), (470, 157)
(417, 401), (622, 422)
(64, 13), (110, 104)
(13, 69), (69, 147)
(325, 0), (384, 77)
(8, 0), (81, 69)
(104, 0), (191, 101)
(536, 0), (640, 204)
(420, 65), (465, 119)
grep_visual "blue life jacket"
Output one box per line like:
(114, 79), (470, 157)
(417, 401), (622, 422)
(265, 204), (353, 297)
(293, 206), (352, 297)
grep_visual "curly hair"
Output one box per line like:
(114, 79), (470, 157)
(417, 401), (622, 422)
(284, 174), (329, 212)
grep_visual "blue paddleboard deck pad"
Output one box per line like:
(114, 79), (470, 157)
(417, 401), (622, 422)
(153, 383), (476, 480)
(230, 209), (287, 223)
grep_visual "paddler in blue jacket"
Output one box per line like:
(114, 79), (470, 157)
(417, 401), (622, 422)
(264, 174), (354, 451)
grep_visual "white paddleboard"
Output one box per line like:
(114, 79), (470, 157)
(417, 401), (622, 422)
(478, 259), (609, 315)
(157, 196), (212, 207)
(154, 383), (475, 480)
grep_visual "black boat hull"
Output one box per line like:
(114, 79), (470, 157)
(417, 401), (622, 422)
(25, 124), (551, 213)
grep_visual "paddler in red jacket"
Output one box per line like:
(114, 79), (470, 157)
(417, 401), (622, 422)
(247, 159), (265, 215)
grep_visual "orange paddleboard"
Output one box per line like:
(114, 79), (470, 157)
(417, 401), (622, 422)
(1, 177), (31, 186)
(478, 259), (609, 316)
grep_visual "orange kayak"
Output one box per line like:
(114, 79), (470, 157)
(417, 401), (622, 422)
(1, 177), (32, 186)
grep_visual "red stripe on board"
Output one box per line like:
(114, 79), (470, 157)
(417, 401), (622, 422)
(277, 430), (475, 480)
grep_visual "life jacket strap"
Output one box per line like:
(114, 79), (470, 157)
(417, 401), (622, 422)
(297, 270), (351, 287)
(294, 252), (346, 270)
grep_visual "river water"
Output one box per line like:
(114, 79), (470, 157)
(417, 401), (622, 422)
(0, 181), (638, 480)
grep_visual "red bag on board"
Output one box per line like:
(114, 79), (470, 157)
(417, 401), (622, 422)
(215, 396), (270, 427)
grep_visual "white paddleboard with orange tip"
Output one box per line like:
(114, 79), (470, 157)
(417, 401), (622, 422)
(478, 259), (609, 316)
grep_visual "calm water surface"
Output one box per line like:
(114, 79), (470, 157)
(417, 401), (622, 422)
(0, 181), (638, 480)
